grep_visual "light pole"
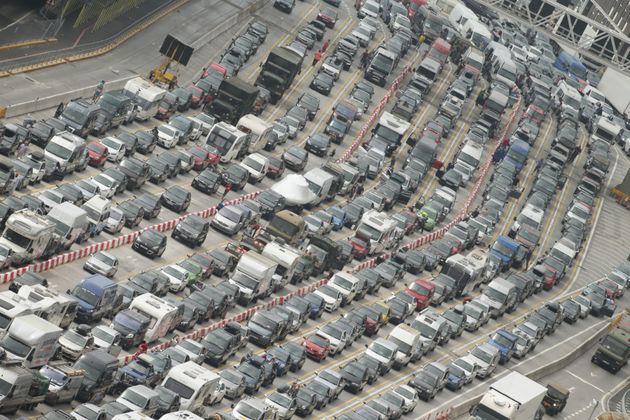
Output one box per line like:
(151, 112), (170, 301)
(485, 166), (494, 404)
(587, 399), (600, 420)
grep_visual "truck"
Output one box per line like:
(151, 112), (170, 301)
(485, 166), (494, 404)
(591, 308), (630, 373)
(264, 210), (306, 246)
(206, 77), (259, 124)
(611, 169), (630, 206)
(39, 363), (85, 405)
(490, 236), (521, 272)
(236, 114), (274, 154)
(595, 67), (630, 119)
(161, 361), (219, 412)
(229, 252), (277, 305)
(0, 314), (62, 368)
(70, 274), (118, 323)
(0, 210), (60, 266)
(307, 234), (345, 273)
(255, 47), (304, 103)
(47, 202), (90, 249)
(471, 371), (546, 420)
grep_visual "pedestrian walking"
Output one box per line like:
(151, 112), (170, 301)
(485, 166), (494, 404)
(360, 51), (369, 68)
(17, 142), (27, 158)
(92, 80), (105, 102)
(476, 91), (486, 107)
(322, 39), (330, 52)
(536, 159), (543, 171)
(390, 156), (396, 171)
(221, 182), (232, 200)
(312, 50), (322, 66)
(54, 102), (64, 118)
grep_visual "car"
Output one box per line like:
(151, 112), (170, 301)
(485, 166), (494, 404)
(221, 164), (249, 191)
(134, 193), (162, 219)
(118, 200), (144, 228)
(318, 7), (338, 28)
(83, 251), (119, 277)
(207, 249), (237, 277)
(266, 155), (285, 179)
(310, 72), (335, 96)
(282, 146), (309, 171)
(341, 361), (370, 393)
(298, 93), (321, 120)
(191, 167), (221, 195)
(274, 0), (295, 13)
(212, 205), (248, 236)
(170, 215), (209, 247)
(296, 28), (316, 49)
(303, 333), (331, 362)
(161, 186), (191, 213)
(87, 142), (109, 167)
(240, 153), (269, 183)
(135, 130), (157, 155)
(305, 133), (331, 157)
(132, 229), (167, 259)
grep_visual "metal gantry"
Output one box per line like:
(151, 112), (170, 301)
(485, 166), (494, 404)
(484, 0), (630, 74)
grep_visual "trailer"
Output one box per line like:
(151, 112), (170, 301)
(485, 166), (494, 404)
(611, 169), (630, 209)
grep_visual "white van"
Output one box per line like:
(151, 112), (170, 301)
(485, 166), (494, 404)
(45, 131), (87, 175)
(449, 3), (478, 33)
(457, 141), (483, 171)
(388, 324), (423, 368)
(47, 202), (89, 248)
(355, 210), (398, 254)
(510, 203), (544, 234)
(82, 196), (111, 237)
(122, 77), (166, 121)
(553, 80), (582, 114)
(129, 294), (178, 343)
(328, 272), (360, 306)
(462, 19), (491, 50)
(494, 60), (518, 88)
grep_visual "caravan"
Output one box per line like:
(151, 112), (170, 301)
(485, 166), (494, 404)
(354, 210), (399, 255)
(205, 122), (248, 163)
(129, 294), (178, 343)
(236, 114), (274, 153)
(0, 314), (62, 368)
(122, 77), (167, 121)
(261, 241), (301, 290)
(47, 202), (89, 248)
(161, 362), (219, 411)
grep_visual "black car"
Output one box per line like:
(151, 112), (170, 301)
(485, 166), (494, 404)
(305, 133), (331, 157)
(310, 72), (335, 96)
(130, 271), (169, 297)
(192, 167), (221, 195)
(174, 300), (200, 331)
(341, 361), (369, 393)
(172, 214), (209, 247)
(297, 93), (321, 121)
(222, 164), (249, 191)
(118, 200), (144, 228)
(296, 388), (317, 416)
(238, 355), (276, 393)
(115, 132), (138, 156)
(132, 229), (167, 258)
(134, 193), (162, 219)
(157, 151), (182, 177)
(154, 385), (181, 419)
(395, 249), (426, 274)
(281, 341), (307, 372)
(207, 249), (237, 277)
(409, 370), (440, 401)
(202, 329), (235, 366)
(185, 292), (214, 322)
(274, 0), (295, 13)
(147, 157), (170, 183)
(119, 157), (149, 190)
(256, 190), (286, 219)
(29, 121), (55, 147)
(388, 296), (414, 324)
(55, 184), (84, 206)
(161, 186), (191, 213)
(103, 168), (128, 193)
(282, 146), (309, 171)
(135, 130), (157, 154)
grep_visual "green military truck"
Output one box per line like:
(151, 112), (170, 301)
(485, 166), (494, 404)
(591, 308), (630, 373)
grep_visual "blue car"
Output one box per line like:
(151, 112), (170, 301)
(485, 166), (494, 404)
(326, 206), (347, 231)
(303, 292), (325, 319)
(446, 363), (467, 391)
(488, 329), (518, 364)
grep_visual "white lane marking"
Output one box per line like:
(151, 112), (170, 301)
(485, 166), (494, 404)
(565, 370), (605, 393)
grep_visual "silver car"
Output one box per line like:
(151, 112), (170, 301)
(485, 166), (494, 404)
(83, 251), (119, 277)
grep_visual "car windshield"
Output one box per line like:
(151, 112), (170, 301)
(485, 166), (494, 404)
(63, 330), (89, 347)
(410, 282), (430, 296)
(163, 377), (194, 399)
(72, 286), (99, 306)
(0, 335), (31, 357)
(309, 334), (329, 348)
(268, 392), (292, 407)
(93, 252), (115, 265)
(388, 336), (411, 353)
(221, 370), (242, 384)
(492, 333), (513, 348)
(243, 157), (264, 172)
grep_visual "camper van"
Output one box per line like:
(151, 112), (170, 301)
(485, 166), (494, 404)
(354, 210), (399, 254)
(261, 241), (301, 290)
(0, 210), (59, 265)
(45, 131), (88, 175)
(0, 314), (62, 368)
(129, 294), (178, 343)
(47, 202), (89, 248)
(205, 122), (248, 163)
(17, 285), (78, 328)
(161, 362), (220, 411)
(0, 291), (33, 335)
(82, 196), (111, 237)
(123, 77), (167, 121)
(236, 114), (274, 153)
(229, 252), (277, 305)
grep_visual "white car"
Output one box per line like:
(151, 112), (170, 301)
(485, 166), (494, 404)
(91, 325), (121, 356)
(240, 153), (269, 183)
(38, 189), (65, 211)
(160, 264), (191, 292)
(452, 356), (479, 384)
(317, 323), (348, 355)
(101, 137), (126, 162)
(116, 385), (159, 416)
(314, 285), (343, 312)
(174, 339), (206, 364)
(71, 403), (105, 420)
(392, 385), (419, 414)
(90, 174), (118, 198)
(156, 124), (181, 148)
(83, 251), (119, 277)
(265, 391), (297, 419)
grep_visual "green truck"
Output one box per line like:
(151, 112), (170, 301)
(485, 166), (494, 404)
(255, 46), (304, 103)
(591, 308), (630, 373)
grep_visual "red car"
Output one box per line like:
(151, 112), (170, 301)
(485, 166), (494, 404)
(186, 85), (206, 108)
(317, 7), (338, 28)
(303, 334), (331, 362)
(405, 279), (435, 311)
(349, 236), (370, 260)
(87, 142), (109, 167)
(538, 264), (558, 290)
(188, 145), (220, 171)
(202, 63), (227, 79)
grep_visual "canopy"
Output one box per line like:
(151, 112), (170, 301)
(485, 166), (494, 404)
(271, 174), (317, 206)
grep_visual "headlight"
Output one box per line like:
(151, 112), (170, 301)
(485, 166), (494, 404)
(126, 333), (134, 339)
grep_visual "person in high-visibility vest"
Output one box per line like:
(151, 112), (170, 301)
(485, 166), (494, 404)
(312, 50), (322, 66)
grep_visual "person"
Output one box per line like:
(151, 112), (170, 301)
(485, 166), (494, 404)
(93, 80), (105, 101)
(221, 182), (232, 200)
(312, 49), (321, 66)
(54, 102), (64, 118)
(456, 58), (464, 74)
(17, 142), (27, 158)
(152, 126), (159, 140)
(536, 159), (543, 171)
(322, 39), (329, 52)
(418, 34), (425, 45)
(138, 341), (148, 353)
(476, 91), (486, 107)
(595, 102), (603, 116)
(360, 51), (369, 68)
(390, 156), (396, 171)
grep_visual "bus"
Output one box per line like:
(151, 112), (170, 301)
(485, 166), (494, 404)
(129, 294), (178, 343)
(553, 51), (588, 82)
(122, 77), (167, 121)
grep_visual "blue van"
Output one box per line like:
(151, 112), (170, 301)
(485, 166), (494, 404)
(505, 139), (530, 170)
(553, 52), (587, 82)
(71, 274), (118, 323)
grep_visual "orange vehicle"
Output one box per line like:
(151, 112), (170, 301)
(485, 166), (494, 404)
(427, 38), (451, 67)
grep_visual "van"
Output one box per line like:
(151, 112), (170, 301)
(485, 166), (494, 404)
(119, 157), (150, 190)
(328, 272), (360, 306)
(73, 350), (119, 402)
(111, 309), (151, 350)
(0, 314), (62, 368)
(59, 99), (100, 138)
(462, 48), (484, 75)
(71, 274), (118, 323)
(461, 19), (491, 50)
(550, 242), (576, 266)
(97, 93), (136, 128)
(494, 60), (518, 88)
(116, 385), (160, 417)
(47, 202), (89, 248)
(457, 141), (483, 171)
(82, 196), (111, 237)
(304, 168), (335, 205)
(448, 3), (478, 32)
(480, 278), (519, 318)
(247, 310), (285, 347)
(553, 80), (582, 114)
(366, 338), (398, 375)
(388, 324), (423, 368)
(413, 58), (441, 91)
(45, 131), (88, 175)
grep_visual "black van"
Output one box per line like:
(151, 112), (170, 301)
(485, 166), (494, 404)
(73, 350), (120, 402)
(119, 157), (150, 190)
(97, 92), (136, 128)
